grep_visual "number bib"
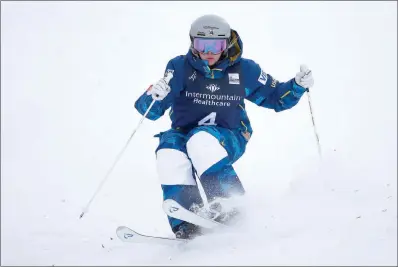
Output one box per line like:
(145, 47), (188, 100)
(171, 62), (246, 131)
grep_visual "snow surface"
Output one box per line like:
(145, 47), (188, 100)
(1, 1), (397, 266)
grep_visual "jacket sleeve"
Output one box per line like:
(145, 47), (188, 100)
(242, 59), (307, 112)
(134, 58), (181, 120)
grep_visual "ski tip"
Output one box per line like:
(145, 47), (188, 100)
(116, 226), (133, 241)
(162, 199), (173, 208)
(162, 199), (182, 214)
(116, 226), (141, 235)
(163, 199), (180, 207)
(163, 198), (174, 204)
(116, 226), (127, 231)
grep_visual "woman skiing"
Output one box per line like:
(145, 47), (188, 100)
(135, 14), (314, 239)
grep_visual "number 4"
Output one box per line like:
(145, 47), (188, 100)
(198, 112), (217, 126)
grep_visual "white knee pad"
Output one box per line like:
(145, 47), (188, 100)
(186, 131), (228, 177)
(156, 148), (196, 185)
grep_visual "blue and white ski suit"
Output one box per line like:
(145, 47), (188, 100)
(135, 29), (307, 231)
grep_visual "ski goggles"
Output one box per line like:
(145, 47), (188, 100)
(193, 38), (228, 54)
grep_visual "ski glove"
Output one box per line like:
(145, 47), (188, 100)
(295, 64), (314, 89)
(147, 77), (171, 101)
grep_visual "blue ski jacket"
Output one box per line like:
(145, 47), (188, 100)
(134, 29), (307, 140)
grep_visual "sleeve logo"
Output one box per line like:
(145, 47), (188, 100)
(258, 69), (268, 85)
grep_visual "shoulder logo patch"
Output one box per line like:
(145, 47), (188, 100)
(258, 69), (268, 85)
(228, 73), (240, 84)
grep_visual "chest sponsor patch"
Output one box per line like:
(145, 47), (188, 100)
(228, 73), (240, 84)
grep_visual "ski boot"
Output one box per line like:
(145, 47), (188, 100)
(173, 222), (202, 240)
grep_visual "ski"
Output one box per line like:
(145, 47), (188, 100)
(162, 199), (226, 229)
(116, 226), (187, 246)
(116, 200), (229, 246)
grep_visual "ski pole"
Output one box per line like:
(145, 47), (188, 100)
(306, 88), (322, 159)
(79, 72), (173, 219)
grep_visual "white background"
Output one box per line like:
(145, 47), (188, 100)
(2, 1), (397, 265)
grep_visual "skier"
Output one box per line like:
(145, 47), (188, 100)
(134, 14), (314, 239)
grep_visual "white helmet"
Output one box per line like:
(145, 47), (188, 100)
(189, 14), (231, 40)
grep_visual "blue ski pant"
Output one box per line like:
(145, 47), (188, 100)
(154, 125), (248, 231)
